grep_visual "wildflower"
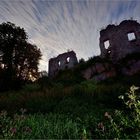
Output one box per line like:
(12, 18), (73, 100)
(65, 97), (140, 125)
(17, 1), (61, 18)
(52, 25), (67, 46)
(10, 127), (17, 135)
(118, 95), (124, 100)
(130, 85), (139, 91)
(104, 112), (112, 119)
(23, 126), (32, 134)
(14, 114), (20, 121)
(20, 114), (26, 120)
(98, 122), (105, 131)
(20, 108), (27, 115)
(0, 110), (7, 117)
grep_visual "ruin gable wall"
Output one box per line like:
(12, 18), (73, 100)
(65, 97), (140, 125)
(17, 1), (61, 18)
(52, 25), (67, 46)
(48, 51), (78, 77)
(100, 20), (140, 62)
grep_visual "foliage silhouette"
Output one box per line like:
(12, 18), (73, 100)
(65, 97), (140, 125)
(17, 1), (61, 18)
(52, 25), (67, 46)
(0, 22), (41, 91)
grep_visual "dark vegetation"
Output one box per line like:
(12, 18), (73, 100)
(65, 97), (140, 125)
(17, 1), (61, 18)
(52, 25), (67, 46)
(0, 22), (140, 139)
(0, 75), (140, 139)
(0, 22), (41, 91)
(76, 56), (111, 71)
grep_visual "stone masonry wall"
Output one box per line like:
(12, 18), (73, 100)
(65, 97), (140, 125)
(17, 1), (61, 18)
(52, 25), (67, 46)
(100, 20), (140, 62)
(82, 20), (140, 80)
(48, 51), (78, 77)
(48, 20), (140, 81)
(82, 62), (116, 81)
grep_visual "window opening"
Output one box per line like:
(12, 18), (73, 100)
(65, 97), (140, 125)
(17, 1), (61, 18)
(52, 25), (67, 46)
(127, 32), (136, 41)
(104, 40), (110, 49)
(66, 57), (70, 63)
(58, 61), (61, 66)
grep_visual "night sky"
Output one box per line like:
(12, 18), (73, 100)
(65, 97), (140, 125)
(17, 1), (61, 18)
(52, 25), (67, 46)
(0, 0), (140, 71)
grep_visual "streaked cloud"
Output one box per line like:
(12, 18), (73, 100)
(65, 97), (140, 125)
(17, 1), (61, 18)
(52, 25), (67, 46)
(0, 0), (140, 71)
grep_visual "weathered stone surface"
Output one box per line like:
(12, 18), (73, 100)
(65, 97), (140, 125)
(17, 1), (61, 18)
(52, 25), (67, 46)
(81, 67), (93, 80)
(82, 62), (116, 80)
(122, 60), (140, 76)
(91, 69), (116, 82)
(48, 51), (78, 77)
(100, 20), (140, 62)
(81, 63), (103, 80)
(92, 73), (107, 81)
(95, 63), (106, 73)
(48, 20), (140, 81)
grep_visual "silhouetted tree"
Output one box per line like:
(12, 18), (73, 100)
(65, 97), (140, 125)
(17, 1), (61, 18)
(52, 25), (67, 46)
(79, 58), (85, 64)
(0, 22), (41, 91)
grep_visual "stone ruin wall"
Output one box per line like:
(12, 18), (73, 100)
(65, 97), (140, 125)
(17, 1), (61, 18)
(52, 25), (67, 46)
(48, 20), (140, 80)
(82, 62), (116, 81)
(82, 20), (140, 80)
(100, 20), (140, 62)
(121, 59), (140, 76)
(48, 51), (78, 77)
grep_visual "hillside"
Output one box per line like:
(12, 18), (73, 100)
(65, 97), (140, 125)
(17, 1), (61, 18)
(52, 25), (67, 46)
(0, 19), (140, 139)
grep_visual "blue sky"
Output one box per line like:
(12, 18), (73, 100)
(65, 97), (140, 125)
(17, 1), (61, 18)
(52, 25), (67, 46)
(0, 0), (140, 71)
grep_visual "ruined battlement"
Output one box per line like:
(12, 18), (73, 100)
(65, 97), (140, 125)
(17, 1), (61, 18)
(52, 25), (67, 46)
(100, 20), (140, 62)
(48, 51), (78, 77)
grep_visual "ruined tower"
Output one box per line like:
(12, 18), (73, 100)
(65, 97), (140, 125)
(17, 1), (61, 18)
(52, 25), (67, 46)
(48, 51), (78, 77)
(100, 20), (140, 62)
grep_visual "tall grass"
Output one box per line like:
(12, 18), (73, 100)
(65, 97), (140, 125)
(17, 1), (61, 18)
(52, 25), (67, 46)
(0, 80), (128, 113)
(0, 110), (108, 139)
(0, 85), (139, 139)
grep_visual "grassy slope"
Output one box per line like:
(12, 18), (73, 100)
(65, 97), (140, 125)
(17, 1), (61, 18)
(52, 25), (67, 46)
(0, 69), (140, 138)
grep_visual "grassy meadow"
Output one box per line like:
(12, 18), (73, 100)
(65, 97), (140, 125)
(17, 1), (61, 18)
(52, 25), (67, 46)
(0, 74), (140, 139)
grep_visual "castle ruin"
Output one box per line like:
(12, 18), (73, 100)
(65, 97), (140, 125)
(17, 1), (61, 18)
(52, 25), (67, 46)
(48, 51), (78, 77)
(100, 20), (140, 62)
(82, 20), (140, 80)
(48, 20), (140, 80)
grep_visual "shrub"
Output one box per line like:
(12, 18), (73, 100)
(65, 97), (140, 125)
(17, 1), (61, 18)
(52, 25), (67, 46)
(22, 84), (40, 92)
(96, 85), (140, 139)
